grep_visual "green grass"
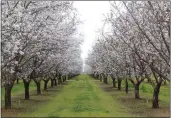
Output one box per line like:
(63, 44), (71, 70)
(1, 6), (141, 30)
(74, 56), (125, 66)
(20, 74), (131, 117)
(2, 75), (169, 117)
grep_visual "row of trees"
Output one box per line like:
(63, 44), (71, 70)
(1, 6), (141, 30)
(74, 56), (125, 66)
(2, 1), (83, 109)
(86, 1), (170, 109)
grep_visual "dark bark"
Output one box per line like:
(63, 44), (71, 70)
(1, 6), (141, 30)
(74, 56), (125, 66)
(104, 77), (108, 84)
(54, 79), (57, 86)
(147, 78), (151, 83)
(96, 74), (99, 79)
(103, 75), (105, 83)
(100, 74), (102, 82)
(65, 76), (67, 81)
(23, 79), (30, 99)
(112, 77), (116, 88)
(4, 72), (17, 109)
(64, 76), (67, 82)
(60, 76), (63, 83)
(68, 75), (71, 80)
(103, 74), (108, 84)
(125, 78), (128, 94)
(163, 80), (167, 85)
(129, 78), (144, 99)
(36, 82), (41, 94)
(5, 84), (13, 109)
(58, 75), (62, 84)
(63, 76), (65, 82)
(16, 78), (19, 84)
(93, 72), (96, 78)
(44, 80), (49, 90)
(152, 81), (162, 108)
(118, 78), (122, 90)
(64, 76), (66, 82)
(51, 79), (54, 87)
(135, 84), (140, 99)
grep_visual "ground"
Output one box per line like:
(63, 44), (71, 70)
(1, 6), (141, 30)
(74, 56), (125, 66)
(1, 74), (170, 117)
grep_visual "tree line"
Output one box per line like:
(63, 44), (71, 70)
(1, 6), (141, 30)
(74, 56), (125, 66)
(1, 1), (83, 109)
(86, 1), (170, 109)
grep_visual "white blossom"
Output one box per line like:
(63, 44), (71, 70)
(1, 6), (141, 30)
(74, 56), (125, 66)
(19, 51), (24, 55)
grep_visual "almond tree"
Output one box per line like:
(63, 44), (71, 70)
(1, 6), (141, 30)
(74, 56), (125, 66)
(86, 1), (170, 109)
(1, 1), (83, 108)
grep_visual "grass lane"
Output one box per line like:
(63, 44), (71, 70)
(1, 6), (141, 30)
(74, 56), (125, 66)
(2, 74), (169, 117)
(22, 74), (131, 117)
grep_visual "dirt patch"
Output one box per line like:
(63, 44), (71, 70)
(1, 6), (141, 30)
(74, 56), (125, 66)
(1, 108), (21, 117)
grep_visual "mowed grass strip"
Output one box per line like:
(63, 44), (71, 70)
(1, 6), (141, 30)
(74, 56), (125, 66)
(22, 74), (131, 117)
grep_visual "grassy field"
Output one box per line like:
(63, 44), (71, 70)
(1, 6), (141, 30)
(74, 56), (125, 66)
(1, 74), (170, 117)
(20, 74), (131, 117)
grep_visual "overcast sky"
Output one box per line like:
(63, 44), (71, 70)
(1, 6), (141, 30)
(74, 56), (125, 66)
(73, 1), (110, 61)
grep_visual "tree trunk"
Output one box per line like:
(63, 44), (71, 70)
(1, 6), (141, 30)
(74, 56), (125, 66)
(103, 75), (108, 84)
(134, 83), (140, 99)
(134, 84), (140, 99)
(112, 77), (116, 88)
(163, 80), (167, 85)
(44, 80), (49, 90)
(100, 75), (102, 81)
(64, 76), (66, 82)
(62, 76), (65, 82)
(68, 75), (70, 80)
(36, 82), (41, 94)
(58, 76), (62, 84)
(125, 78), (128, 94)
(60, 76), (63, 83)
(96, 74), (99, 79)
(103, 74), (105, 83)
(63, 76), (66, 82)
(5, 85), (13, 109)
(106, 76), (108, 84)
(23, 80), (30, 99)
(63, 76), (65, 82)
(16, 78), (19, 84)
(147, 78), (151, 83)
(54, 79), (57, 86)
(51, 79), (54, 87)
(118, 78), (122, 90)
(152, 82), (162, 108)
(104, 77), (108, 84)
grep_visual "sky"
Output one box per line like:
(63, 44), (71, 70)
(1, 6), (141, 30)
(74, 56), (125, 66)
(73, 1), (110, 61)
